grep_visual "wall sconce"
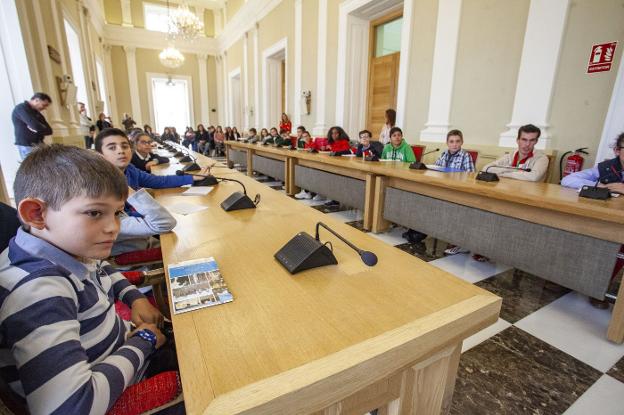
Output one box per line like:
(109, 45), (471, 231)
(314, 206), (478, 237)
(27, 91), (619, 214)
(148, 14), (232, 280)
(249, 105), (254, 118)
(302, 90), (311, 115)
(56, 74), (76, 107)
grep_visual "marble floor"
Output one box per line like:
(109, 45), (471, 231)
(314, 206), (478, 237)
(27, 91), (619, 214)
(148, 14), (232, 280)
(243, 166), (624, 415)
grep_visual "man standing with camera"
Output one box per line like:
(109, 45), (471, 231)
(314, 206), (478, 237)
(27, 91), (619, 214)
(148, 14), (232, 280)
(12, 92), (53, 160)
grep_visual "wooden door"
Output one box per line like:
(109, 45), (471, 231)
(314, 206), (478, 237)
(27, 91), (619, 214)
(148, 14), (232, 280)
(367, 52), (400, 138)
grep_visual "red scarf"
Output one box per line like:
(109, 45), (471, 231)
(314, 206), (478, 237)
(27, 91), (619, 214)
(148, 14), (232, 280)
(513, 151), (533, 167)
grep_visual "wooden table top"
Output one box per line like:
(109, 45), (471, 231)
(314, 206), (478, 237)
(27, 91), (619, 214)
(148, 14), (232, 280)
(227, 141), (624, 226)
(153, 151), (500, 414)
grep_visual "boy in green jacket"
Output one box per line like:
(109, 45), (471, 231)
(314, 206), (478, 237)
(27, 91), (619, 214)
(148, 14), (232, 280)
(381, 127), (416, 162)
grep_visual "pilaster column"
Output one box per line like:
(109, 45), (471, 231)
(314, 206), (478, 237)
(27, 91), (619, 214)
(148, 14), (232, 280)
(420, 0), (462, 142)
(499, 0), (570, 149)
(253, 24), (260, 127)
(242, 32), (250, 129)
(50, 0), (80, 128)
(312, 0), (328, 136)
(77, 1), (97, 117)
(293, 0), (302, 126)
(197, 53), (211, 125)
(222, 51), (230, 125)
(123, 46), (142, 125)
(216, 55), (225, 125)
(102, 44), (119, 123)
(121, 0), (133, 27)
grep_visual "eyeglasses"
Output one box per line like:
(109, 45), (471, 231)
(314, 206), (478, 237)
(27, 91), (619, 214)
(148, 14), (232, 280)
(138, 140), (152, 145)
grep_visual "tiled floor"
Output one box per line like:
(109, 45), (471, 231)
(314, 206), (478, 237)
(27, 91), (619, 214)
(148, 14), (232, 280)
(248, 171), (624, 414)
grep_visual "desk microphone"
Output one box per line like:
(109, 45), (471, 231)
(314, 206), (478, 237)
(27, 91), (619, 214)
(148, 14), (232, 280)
(175, 170), (260, 211)
(179, 151), (201, 171)
(579, 179), (611, 200)
(476, 165), (531, 182)
(409, 148), (440, 170)
(275, 221), (378, 274)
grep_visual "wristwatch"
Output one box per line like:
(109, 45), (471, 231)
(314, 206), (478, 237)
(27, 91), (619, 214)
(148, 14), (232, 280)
(134, 328), (157, 349)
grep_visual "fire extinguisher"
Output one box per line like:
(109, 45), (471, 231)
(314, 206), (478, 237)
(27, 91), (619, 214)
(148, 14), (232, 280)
(559, 147), (589, 181)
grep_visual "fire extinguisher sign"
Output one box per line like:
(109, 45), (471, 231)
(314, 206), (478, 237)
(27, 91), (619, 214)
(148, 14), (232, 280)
(587, 41), (617, 74)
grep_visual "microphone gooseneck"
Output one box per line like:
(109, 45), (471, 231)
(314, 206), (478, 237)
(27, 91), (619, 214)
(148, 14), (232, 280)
(315, 222), (378, 267)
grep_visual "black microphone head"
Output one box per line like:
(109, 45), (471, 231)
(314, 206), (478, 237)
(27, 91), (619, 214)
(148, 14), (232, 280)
(175, 170), (185, 176)
(360, 251), (378, 266)
(524, 168), (531, 172)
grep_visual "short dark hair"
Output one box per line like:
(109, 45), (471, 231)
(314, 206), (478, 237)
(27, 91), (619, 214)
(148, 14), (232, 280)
(517, 124), (541, 140)
(389, 127), (403, 137)
(613, 132), (624, 150)
(95, 128), (130, 153)
(359, 130), (372, 138)
(297, 125), (306, 132)
(447, 129), (463, 141)
(249, 128), (257, 134)
(14, 144), (128, 211)
(31, 92), (52, 103)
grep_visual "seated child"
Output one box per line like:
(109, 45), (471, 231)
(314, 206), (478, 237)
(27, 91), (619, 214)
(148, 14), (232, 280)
(262, 127), (280, 145)
(0, 145), (172, 414)
(327, 126), (352, 156)
(355, 130), (383, 159)
(381, 127), (416, 162)
(131, 132), (170, 172)
(244, 128), (259, 144)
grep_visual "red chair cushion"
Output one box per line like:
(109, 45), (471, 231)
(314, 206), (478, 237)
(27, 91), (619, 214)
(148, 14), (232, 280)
(107, 371), (181, 415)
(114, 248), (163, 266)
(121, 271), (144, 285)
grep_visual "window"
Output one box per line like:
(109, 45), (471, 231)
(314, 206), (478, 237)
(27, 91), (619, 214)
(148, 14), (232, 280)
(95, 59), (109, 116)
(375, 17), (403, 57)
(64, 19), (90, 114)
(151, 76), (191, 133)
(144, 3), (173, 33)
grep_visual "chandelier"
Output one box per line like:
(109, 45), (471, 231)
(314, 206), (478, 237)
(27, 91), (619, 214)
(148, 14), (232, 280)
(170, 3), (204, 41)
(159, 46), (185, 68)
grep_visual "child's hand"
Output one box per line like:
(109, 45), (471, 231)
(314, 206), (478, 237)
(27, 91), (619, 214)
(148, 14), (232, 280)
(131, 323), (166, 349)
(131, 298), (164, 327)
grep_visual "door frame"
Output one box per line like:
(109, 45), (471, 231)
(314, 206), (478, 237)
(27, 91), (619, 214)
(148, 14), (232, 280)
(365, 9), (403, 135)
(228, 67), (242, 129)
(262, 37), (287, 129)
(146, 72), (194, 132)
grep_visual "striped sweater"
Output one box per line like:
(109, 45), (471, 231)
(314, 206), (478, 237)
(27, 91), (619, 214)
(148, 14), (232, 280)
(0, 228), (152, 415)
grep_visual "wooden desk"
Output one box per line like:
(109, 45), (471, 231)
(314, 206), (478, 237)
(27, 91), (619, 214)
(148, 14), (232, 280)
(153, 154), (501, 414)
(223, 141), (624, 343)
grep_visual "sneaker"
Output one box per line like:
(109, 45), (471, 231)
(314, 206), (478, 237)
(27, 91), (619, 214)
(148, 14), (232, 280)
(295, 190), (311, 199)
(312, 194), (326, 202)
(444, 245), (470, 255)
(472, 254), (490, 262)
(324, 200), (340, 207)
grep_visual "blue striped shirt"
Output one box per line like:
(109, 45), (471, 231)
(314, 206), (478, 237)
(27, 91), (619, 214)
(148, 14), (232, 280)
(434, 149), (475, 172)
(0, 228), (151, 415)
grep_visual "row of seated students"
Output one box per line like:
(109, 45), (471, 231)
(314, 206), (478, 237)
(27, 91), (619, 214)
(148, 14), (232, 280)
(1, 123), (622, 415)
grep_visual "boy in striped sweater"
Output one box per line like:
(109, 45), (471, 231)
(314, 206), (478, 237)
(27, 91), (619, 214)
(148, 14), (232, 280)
(0, 145), (170, 414)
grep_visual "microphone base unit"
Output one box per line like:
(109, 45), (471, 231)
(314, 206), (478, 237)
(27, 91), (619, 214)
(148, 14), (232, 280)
(179, 156), (193, 163)
(220, 191), (257, 211)
(182, 162), (201, 172)
(192, 176), (219, 186)
(364, 155), (379, 162)
(274, 232), (338, 274)
(173, 152), (185, 158)
(409, 161), (427, 170)
(579, 185), (611, 200)
(476, 171), (500, 182)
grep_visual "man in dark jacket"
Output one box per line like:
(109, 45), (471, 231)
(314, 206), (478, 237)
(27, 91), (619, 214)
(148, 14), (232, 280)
(12, 93), (53, 160)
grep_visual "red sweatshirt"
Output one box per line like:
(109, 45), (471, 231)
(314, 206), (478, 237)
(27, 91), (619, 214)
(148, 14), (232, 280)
(329, 139), (352, 154)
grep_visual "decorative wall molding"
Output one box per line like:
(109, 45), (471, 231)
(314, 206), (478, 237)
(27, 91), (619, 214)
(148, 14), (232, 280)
(395, 0), (414, 129)
(197, 53), (211, 125)
(242, 32), (250, 129)
(228, 66), (242, 128)
(217, 0), (282, 52)
(104, 25), (219, 55)
(120, 0), (132, 27)
(312, 0), (328, 136)
(253, 26), (260, 127)
(262, 37), (287, 128)
(123, 46), (142, 124)
(420, 0), (462, 142)
(293, 0), (302, 126)
(499, 0), (570, 149)
(215, 55), (224, 126)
